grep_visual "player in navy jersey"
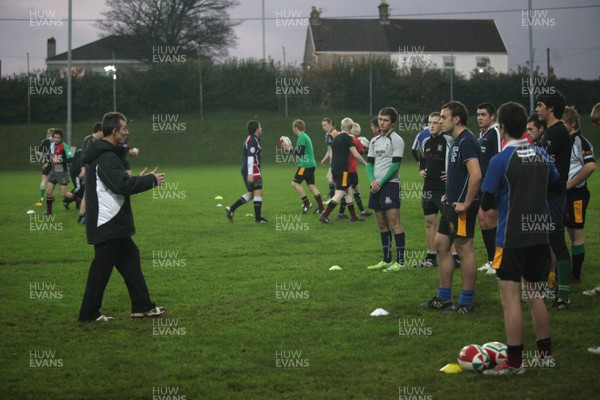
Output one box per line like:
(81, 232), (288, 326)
(481, 102), (560, 376)
(411, 116), (431, 164)
(422, 101), (481, 314)
(535, 90), (573, 309)
(319, 118), (366, 224)
(226, 121), (267, 223)
(475, 103), (502, 274)
(562, 107), (596, 284)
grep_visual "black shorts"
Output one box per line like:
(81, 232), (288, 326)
(479, 189), (499, 209)
(494, 244), (550, 282)
(422, 189), (444, 216)
(333, 172), (350, 191)
(564, 187), (590, 229)
(244, 177), (263, 192)
(368, 182), (401, 210)
(348, 172), (359, 188)
(437, 201), (479, 239)
(293, 167), (316, 185)
(547, 195), (565, 231)
(42, 164), (51, 176)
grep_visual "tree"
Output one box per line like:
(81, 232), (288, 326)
(98, 0), (239, 58)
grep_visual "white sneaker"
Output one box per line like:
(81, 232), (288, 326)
(96, 315), (114, 322)
(588, 346), (600, 355)
(478, 261), (492, 272)
(583, 285), (600, 296)
(131, 306), (166, 318)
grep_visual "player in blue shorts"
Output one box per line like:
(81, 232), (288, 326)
(365, 107), (406, 272)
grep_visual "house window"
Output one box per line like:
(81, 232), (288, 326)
(443, 56), (455, 70)
(476, 56), (491, 72)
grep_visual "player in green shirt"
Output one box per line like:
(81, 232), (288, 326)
(283, 119), (325, 213)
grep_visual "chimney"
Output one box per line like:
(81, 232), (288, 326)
(378, 0), (390, 25)
(47, 37), (56, 59)
(310, 6), (321, 25)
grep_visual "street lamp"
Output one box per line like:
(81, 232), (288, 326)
(104, 65), (117, 111)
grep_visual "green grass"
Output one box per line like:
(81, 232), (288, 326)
(4, 111), (600, 171)
(1, 161), (600, 399)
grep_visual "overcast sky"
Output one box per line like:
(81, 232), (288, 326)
(1, 0), (599, 79)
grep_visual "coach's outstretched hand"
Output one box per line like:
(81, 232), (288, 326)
(140, 167), (165, 186)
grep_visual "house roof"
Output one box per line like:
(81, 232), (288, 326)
(47, 35), (150, 62)
(310, 19), (507, 53)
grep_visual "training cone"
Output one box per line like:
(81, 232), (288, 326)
(214, 195), (223, 200)
(329, 265), (342, 271)
(440, 363), (463, 374)
(370, 308), (389, 317)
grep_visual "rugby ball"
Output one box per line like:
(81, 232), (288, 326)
(280, 136), (292, 147)
(457, 344), (490, 372)
(482, 342), (507, 367)
(359, 136), (370, 148)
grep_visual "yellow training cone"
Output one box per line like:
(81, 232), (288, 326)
(440, 363), (463, 374)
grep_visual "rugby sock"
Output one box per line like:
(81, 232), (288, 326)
(380, 231), (392, 263)
(347, 202), (358, 220)
(571, 244), (585, 279)
(321, 200), (337, 219)
(253, 195), (263, 220)
(328, 183), (335, 198)
(301, 196), (310, 208)
(556, 258), (572, 301)
(314, 194), (324, 210)
(536, 338), (552, 358)
(338, 198), (346, 215)
(458, 289), (475, 306)
(507, 345), (524, 369)
(452, 252), (461, 268)
(40, 186), (45, 201)
(354, 193), (365, 212)
(436, 287), (451, 302)
(230, 194), (250, 212)
(426, 251), (437, 262)
(394, 233), (406, 264)
(46, 196), (54, 214)
(481, 228), (497, 262)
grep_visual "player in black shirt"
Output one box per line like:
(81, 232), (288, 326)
(535, 90), (573, 309)
(476, 103), (502, 273)
(319, 118), (366, 224)
(418, 112), (452, 267)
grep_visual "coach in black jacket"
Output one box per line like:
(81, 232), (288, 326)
(78, 112), (166, 322)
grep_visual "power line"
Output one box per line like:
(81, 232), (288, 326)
(1, 4), (599, 22)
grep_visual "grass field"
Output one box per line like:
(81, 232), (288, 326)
(2, 158), (600, 399)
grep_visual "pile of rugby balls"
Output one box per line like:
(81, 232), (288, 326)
(457, 342), (507, 372)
